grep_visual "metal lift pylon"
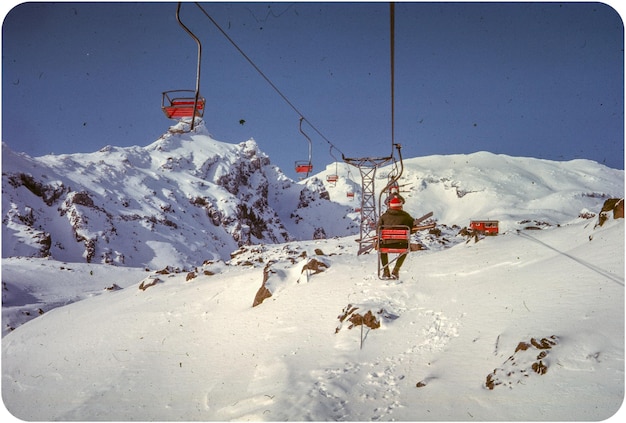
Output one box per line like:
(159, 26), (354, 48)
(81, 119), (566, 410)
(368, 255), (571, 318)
(342, 154), (393, 255)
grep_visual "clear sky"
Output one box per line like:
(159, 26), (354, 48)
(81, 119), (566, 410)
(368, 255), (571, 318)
(2, 1), (624, 177)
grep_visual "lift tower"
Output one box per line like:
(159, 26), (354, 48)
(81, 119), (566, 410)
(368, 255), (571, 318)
(343, 146), (399, 255)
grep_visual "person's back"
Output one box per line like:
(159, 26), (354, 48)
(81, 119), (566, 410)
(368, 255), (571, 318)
(377, 196), (415, 279)
(379, 208), (414, 228)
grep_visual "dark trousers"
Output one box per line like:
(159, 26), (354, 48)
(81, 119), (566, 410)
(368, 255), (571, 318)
(380, 252), (407, 274)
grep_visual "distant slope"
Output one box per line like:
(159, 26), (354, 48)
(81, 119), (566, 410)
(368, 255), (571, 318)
(318, 151), (623, 231)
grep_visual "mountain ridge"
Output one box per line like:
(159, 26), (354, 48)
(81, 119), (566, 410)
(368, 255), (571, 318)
(2, 122), (357, 268)
(2, 122), (623, 269)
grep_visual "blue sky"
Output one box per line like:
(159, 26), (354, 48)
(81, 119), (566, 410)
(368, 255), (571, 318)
(2, 2), (624, 177)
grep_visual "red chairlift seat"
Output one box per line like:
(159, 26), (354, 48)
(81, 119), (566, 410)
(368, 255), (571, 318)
(326, 174), (338, 183)
(295, 161), (313, 174)
(378, 226), (410, 254)
(162, 90), (205, 119)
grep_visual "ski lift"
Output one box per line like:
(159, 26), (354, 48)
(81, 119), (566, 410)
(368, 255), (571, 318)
(161, 3), (204, 131)
(162, 90), (205, 119)
(295, 161), (313, 174)
(295, 117), (313, 176)
(377, 225), (411, 279)
(379, 144), (405, 212)
(326, 146), (339, 185)
(346, 191), (355, 200)
(388, 180), (400, 195)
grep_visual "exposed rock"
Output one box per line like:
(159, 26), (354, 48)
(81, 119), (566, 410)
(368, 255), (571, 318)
(300, 258), (328, 275)
(252, 262), (275, 307)
(6, 172), (67, 206)
(485, 335), (559, 390)
(335, 303), (400, 333)
(597, 198), (624, 227)
(138, 277), (161, 291)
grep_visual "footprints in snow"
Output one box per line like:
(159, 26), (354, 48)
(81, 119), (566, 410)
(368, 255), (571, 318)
(307, 361), (403, 421)
(306, 277), (461, 420)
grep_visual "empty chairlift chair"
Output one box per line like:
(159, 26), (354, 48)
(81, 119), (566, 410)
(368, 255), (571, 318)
(161, 90), (206, 119)
(295, 117), (313, 177)
(326, 146), (339, 185)
(295, 161), (313, 174)
(161, 3), (204, 131)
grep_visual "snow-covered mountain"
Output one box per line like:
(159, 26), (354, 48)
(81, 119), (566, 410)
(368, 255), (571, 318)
(2, 121), (357, 269)
(2, 121), (624, 421)
(3, 120), (622, 271)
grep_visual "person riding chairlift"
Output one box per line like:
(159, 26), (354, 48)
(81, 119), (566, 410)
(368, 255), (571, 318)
(377, 195), (415, 279)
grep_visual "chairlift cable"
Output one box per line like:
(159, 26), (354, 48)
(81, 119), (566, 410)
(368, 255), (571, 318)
(390, 2), (395, 154)
(194, 1), (401, 186)
(193, 2), (344, 158)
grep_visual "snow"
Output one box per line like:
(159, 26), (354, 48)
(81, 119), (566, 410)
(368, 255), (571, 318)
(2, 121), (624, 420)
(2, 121), (361, 268)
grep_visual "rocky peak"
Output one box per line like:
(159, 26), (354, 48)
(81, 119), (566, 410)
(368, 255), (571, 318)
(1, 130), (357, 269)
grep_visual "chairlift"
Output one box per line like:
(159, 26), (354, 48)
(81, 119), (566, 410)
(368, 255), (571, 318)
(295, 117), (313, 176)
(162, 90), (205, 119)
(326, 146), (339, 185)
(295, 161), (313, 174)
(161, 3), (204, 131)
(388, 180), (400, 195)
(377, 225), (411, 279)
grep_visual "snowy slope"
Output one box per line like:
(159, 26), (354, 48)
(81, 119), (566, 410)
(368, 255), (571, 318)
(318, 151), (624, 231)
(2, 214), (623, 420)
(2, 122), (624, 420)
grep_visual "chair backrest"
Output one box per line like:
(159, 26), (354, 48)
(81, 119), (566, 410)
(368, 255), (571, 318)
(378, 225), (410, 253)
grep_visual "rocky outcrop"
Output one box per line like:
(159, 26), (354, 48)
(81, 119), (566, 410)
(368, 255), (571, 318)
(1, 129), (356, 268)
(485, 336), (559, 390)
(597, 198), (624, 227)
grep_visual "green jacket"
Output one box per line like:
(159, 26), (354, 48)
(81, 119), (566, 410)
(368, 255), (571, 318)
(377, 208), (414, 229)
